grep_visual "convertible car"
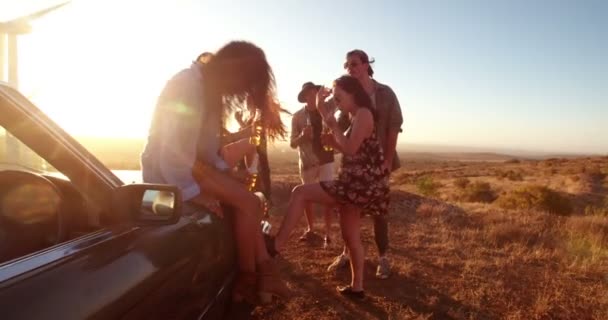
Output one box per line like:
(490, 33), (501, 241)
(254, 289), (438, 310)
(0, 83), (237, 319)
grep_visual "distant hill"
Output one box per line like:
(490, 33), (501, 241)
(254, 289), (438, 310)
(72, 136), (603, 170)
(77, 137), (146, 170)
(398, 152), (516, 162)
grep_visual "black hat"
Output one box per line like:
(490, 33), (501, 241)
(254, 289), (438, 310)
(297, 82), (321, 103)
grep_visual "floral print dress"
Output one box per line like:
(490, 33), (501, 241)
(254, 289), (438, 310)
(320, 129), (390, 216)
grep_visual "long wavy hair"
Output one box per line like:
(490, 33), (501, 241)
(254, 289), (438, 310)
(333, 75), (377, 121)
(201, 41), (287, 141)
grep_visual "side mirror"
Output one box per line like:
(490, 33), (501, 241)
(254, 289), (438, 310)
(113, 184), (182, 226)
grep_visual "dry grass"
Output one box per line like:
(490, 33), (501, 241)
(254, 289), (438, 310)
(415, 176), (442, 197)
(457, 181), (497, 203)
(496, 185), (573, 215)
(253, 155), (608, 320)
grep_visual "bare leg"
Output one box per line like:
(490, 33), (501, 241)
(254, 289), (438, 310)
(323, 205), (333, 238)
(193, 162), (289, 303)
(299, 169), (314, 233)
(275, 183), (336, 252)
(231, 208), (259, 273)
(193, 163), (266, 270)
(304, 202), (314, 232)
(340, 205), (364, 291)
(226, 196), (270, 267)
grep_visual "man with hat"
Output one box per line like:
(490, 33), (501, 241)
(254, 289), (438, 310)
(290, 82), (336, 248)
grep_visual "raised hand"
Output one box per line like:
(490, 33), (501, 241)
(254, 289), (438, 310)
(321, 131), (337, 149)
(316, 87), (332, 119)
(301, 125), (313, 140)
(190, 194), (223, 218)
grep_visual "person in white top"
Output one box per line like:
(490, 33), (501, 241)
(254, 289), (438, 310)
(290, 82), (336, 248)
(141, 42), (289, 307)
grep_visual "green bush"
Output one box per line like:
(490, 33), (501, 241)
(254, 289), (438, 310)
(415, 176), (441, 197)
(496, 185), (572, 215)
(454, 177), (470, 189)
(459, 181), (496, 203)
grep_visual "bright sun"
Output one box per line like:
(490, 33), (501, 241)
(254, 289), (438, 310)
(17, 1), (210, 139)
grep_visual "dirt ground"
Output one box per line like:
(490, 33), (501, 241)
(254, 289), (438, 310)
(249, 156), (608, 320)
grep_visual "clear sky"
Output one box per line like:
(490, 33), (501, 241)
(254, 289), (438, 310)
(2, 0), (607, 154)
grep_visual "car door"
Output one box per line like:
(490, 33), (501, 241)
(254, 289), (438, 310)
(118, 211), (237, 320)
(0, 84), (236, 319)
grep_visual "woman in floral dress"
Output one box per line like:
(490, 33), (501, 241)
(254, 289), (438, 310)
(268, 75), (389, 299)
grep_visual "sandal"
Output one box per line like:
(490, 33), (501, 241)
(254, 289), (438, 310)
(336, 285), (365, 300)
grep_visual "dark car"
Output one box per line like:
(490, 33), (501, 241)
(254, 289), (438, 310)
(0, 83), (237, 319)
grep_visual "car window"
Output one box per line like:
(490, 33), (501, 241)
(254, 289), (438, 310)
(0, 126), (101, 265)
(0, 127), (60, 175)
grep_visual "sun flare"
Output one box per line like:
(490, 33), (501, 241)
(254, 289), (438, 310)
(17, 1), (212, 139)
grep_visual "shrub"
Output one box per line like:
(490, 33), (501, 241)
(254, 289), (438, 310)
(584, 196), (608, 217)
(496, 170), (524, 181)
(545, 168), (558, 176)
(454, 177), (470, 189)
(393, 172), (413, 185)
(504, 158), (521, 164)
(415, 176), (441, 197)
(584, 206), (608, 217)
(507, 170), (523, 181)
(459, 181), (496, 203)
(587, 166), (606, 180)
(496, 185), (572, 215)
(563, 216), (608, 265)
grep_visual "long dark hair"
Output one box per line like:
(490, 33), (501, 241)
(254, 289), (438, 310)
(346, 49), (375, 77)
(333, 75), (377, 121)
(202, 41), (287, 141)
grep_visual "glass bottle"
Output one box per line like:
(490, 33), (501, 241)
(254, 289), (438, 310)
(255, 192), (272, 234)
(248, 173), (258, 192)
(322, 123), (333, 152)
(249, 120), (263, 146)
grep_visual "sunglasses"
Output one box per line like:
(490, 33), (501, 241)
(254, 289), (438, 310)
(343, 61), (361, 69)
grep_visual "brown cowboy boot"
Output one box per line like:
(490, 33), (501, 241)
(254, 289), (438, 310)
(256, 259), (291, 304)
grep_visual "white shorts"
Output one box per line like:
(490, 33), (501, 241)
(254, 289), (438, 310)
(300, 162), (335, 184)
